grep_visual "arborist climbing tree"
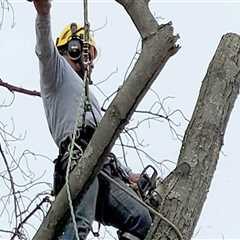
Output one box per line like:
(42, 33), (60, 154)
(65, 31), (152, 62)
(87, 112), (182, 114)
(32, 0), (152, 239)
(5, 0), (236, 239)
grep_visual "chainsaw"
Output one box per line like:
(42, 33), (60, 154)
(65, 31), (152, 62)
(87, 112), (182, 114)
(134, 165), (161, 208)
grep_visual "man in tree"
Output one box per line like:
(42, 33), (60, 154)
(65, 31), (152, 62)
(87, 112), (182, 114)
(32, 0), (152, 240)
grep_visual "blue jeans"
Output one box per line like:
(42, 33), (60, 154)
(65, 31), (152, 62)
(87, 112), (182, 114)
(61, 174), (152, 240)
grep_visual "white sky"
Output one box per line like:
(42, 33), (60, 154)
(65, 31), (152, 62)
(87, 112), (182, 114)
(0, 1), (240, 239)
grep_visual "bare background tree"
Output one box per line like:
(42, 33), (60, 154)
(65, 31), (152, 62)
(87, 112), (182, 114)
(0, 97), (52, 239)
(1, 0), (240, 240)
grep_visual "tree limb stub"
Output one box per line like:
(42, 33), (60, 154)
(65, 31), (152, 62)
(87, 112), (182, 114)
(32, 1), (179, 240)
(149, 33), (240, 240)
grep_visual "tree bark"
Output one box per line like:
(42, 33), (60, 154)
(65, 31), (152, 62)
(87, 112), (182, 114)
(146, 33), (240, 240)
(32, 0), (179, 239)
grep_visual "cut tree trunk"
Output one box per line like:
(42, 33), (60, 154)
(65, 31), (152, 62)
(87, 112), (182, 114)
(146, 33), (240, 240)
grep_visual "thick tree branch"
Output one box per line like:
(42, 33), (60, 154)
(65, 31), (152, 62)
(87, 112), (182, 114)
(32, 0), (179, 239)
(148, 33), (240, 240)
(116, 0), (158, 39)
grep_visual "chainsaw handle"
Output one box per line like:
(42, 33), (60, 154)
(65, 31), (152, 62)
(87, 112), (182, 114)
(137, 165), (158, 199)
(141, 165), (158, 180)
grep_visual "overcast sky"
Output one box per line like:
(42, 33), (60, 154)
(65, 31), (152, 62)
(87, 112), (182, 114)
(0, 1), (240, 239)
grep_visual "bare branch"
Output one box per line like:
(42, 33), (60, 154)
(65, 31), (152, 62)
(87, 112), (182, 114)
(10, 197), (50, 240)
(0, 79), (41, 97)
(0, 143), (18, 231)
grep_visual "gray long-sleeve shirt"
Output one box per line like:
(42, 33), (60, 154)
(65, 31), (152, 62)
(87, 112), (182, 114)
(35, 14), (132, 176)
(35, 14), (102, 147)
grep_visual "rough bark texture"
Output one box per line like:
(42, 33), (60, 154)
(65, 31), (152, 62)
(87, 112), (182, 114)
(146, 33), (240, 240)
(32, 0), (179, 239)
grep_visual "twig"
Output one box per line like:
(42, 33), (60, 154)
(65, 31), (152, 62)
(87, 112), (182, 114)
(10, 197), (50, 240)
(0, 79), (41, 97)
(0, 143), (19, 231)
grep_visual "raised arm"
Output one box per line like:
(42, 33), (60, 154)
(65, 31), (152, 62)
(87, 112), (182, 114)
(33, 0), (62, 95)
(33, 0), (54, 60)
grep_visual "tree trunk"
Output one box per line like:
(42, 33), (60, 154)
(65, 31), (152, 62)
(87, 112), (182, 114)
(146, 33), (240, 240)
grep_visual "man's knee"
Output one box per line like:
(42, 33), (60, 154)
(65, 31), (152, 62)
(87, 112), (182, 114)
(137, 206), (152, 228)
(125, 207), (152, 239)
(118, 214), (151, 240)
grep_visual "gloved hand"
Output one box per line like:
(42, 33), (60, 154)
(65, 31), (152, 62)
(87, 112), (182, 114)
(128, 173), (141, 184)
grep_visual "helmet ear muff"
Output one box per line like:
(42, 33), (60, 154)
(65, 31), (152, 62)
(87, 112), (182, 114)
(67, 39), (83, 61)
